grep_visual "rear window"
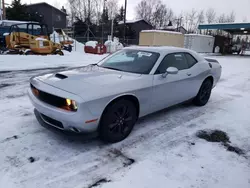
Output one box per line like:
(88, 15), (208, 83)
(184, 53), (197, 67)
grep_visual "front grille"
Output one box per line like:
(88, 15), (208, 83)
(40, 113), (64, 129)
(31, 84), (67, 109)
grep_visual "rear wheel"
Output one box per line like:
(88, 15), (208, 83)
(54, 50), (64, 56)
(193, 79), (213, 106)
(99, 99), (137, 143)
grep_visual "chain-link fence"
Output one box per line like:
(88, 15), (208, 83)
(74, 36), (138, 46)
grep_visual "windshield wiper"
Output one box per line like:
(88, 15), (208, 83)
(101, 66), (122, 71)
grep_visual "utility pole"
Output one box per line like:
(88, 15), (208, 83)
(123, 0), (127, 44)
(111, 18), (114, 40)
(2, 0), (5, 20)
(1, 0), (5, 20)
(0, 0), (2, 20)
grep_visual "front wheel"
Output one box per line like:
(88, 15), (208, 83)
(24, 50), (34, 55)
(99, 99), (137, 143)
(193, 79), (213, 106)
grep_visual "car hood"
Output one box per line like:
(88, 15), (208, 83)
(35, 65), (146, 99)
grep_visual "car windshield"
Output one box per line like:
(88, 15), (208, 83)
(98, 49), (160, 74)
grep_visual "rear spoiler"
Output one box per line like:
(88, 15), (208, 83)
(205, 58), (219, 63)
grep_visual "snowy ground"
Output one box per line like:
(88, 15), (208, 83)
(0, 52), (250, 188)
(0, 52), (107, 71)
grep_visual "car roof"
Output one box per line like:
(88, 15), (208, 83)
(123, 46), (204, 62)
(124, 46), (194, 54)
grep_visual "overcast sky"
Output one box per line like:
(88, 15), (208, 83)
(5, 0), (250, 22)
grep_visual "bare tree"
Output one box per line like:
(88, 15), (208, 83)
(197, 10), (205, 24)
(106, 0), (119, 20)
(152, 2), (174, 28)
(194, 10), (205, 33)
(187, 9), (197, 33)
(93, 0), (103, 24)
(183, 11), (189, 30)
(135, 0), (158, 25)
(68, 0), (102, 23)
(206, 8), (216, 23)
(226, 11), (235, 22)
(216, 11), (235, 23)
(217, 13), (227, 23)
(135, 0), (174, 28)
(242, 17), (248, 22)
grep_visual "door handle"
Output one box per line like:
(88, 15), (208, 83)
(187, 73), (192, 76)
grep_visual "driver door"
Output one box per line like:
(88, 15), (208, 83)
(152, 53), (193, 111)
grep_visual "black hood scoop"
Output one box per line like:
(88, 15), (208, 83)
(54, 73), (68, 79)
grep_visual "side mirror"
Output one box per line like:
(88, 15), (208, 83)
(162, 67), (179, 78)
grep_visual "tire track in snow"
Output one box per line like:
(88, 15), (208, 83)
(1, 92), (235, 188)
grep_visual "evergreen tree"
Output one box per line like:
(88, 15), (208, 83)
(118, 6), (124, 21)
(167, 21), (173, 26)
(101, 8), (109, 24)
(6, 0), (29, 21)
(6, 0), (44, 22)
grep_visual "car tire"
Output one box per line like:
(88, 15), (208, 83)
(99, 99), (137, 143)
(193, 79), (213, 106)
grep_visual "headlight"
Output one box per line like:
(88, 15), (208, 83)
(65, 99), (78, 111)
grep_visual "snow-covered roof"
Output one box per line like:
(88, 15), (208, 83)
(118, 19), (145, 25)
(164, 26), (176, 30)
(199, 22), (250, 26)
(141, 30), (183, 35)
(0, 20), (32, 27)
(185, 34), (214, 38)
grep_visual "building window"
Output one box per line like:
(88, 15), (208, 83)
(56, 15), (61, 22)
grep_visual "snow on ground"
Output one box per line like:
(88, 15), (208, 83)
(0, 53), (250, 188)
(0, 52), (107, 71)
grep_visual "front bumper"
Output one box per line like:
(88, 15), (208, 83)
(28, 85), (99, 133)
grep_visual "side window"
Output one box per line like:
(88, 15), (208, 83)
(185, 53), (197, 68)
(28, 24), (33, 35)
(155, 53), (189, 74)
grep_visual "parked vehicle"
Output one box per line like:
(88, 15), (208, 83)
(139, 30), (184, 47)
(28, 46), (222, 143)
(184, 34), (215, 53)
(231, 44), (242, 54)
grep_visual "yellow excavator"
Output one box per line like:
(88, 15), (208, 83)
(4, 22), (71, 55)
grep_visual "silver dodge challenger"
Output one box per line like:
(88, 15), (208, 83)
(28, 46), (222, 143)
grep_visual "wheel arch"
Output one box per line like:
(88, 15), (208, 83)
(204, 75), (214, 86)
(195, 75), (214, 97)
(98, 94), (140, 130)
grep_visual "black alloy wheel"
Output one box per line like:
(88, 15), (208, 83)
(194, 79), (213, 106)
(99, 99), (137, 143)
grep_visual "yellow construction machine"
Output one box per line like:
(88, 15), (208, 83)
(4, 23), (70, 55)
(54, 28), (74, 46)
